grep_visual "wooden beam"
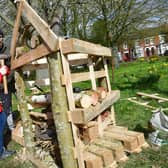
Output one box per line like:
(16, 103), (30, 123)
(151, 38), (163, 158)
(10, 1), (24, 61)
(61, 70), (106, 85)
(61, 38), (112, 57)
(22, 1), (58, 51)
(137, 92), (168, 102)
(11, 44), (52, 70)
(25, 78), (50, 88)
(22, 63), (48, 71)
(127, 97), (155, 109)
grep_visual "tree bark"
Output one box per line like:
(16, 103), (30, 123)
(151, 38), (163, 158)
(15, 70), (34, 154)
(47, 52), (78, 168)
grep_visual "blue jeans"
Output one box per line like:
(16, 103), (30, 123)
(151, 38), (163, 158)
(0, 112), (6, 155)
(0, 93), (14, 130)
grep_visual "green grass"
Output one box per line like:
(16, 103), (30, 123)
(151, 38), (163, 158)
(2, 56), (168, 168)
(111, 57), (168, 168)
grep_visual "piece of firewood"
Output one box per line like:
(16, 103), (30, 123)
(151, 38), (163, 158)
(29, 111), (48, 120)
(82, 90), (99, 106)
(74, 93), (92, 108)
(31, 93), (51, 104)
(96, 87), (107, 99)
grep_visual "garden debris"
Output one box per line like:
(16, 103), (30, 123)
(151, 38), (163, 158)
(126, 92), (168, 111)
(137, 92), (168, 102)
(148, 108), (168, 146)
(150, 108), (168, 132)
(148, 130), (168, 146)
(127, 97), (155, 109)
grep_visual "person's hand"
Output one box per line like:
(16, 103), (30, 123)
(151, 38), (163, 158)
(0, 65), (9, 76)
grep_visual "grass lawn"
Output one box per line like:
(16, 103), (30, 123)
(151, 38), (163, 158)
(1, 56), (168, 168)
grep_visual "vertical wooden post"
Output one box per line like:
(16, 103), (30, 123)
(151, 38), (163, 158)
(47, 52), (78, 168)
(15, 70), (34, 154)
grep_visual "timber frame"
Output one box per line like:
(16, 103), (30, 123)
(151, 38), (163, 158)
(10, 1), (148, 168)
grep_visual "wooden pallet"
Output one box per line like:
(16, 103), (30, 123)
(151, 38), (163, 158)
(104, 125), (148, 153)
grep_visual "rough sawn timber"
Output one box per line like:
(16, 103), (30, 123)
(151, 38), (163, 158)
(11, 44), (52, 70)
(61, 38), (111, 56)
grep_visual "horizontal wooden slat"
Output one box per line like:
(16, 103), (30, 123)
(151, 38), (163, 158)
(11, 44), (52, 70)
(22, 63), (48, 71)
(25, 78), (50, 87)
(70, 90), (120, 124)
(62, 70), (106, 85)
(22, 1), (58, 51)
(61, 38), (112, 57)
(68, 53), (88, 60)
(69, 59), (88, 66)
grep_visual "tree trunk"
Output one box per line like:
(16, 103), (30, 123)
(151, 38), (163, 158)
(47, 52), (78, 168)
(15, 70), (34, 154)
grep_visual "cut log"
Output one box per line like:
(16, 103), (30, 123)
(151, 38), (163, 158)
(29, 111), (48, 120)
(96, 87), (107, 99)
(74, 93), (92, 108)
(82, 90), (99, 106)
(31, 93), (51, 104)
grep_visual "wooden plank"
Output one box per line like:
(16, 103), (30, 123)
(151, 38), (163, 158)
(84, 152), (103, 168)
(137, 92), (168, 102)
(103, 58), (111, 91)
(70, 90), (120, 124)
(88, 57), (96, 90)
(68, 53), (88, 60)
(22, 1), (58, 51)
(94, 139), (127, 162)
(10, 1), (24, 61)
(25, 78), (50, 88)
(111, 106), (116, 125)
(69, 59), (88, 66)
(127, 97), (156, 109)
(85, 91), (120, 122)
(104, 131), (140, 153)
(61, 52), (75, 110)
(11, 44), (52, 70)
(61, 70), (106, 85)
(22, 63), (48, 71)
(72, 124), (86, 168)
(61, 38), (112, 57)
(82, 123), (99, 143)
(106, 126), (145, 149)
(106, 125), (128, 132)
(87, 145), (116, 167)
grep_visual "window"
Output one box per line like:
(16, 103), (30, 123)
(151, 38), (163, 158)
(123, 42), (128, 49)
(159, 35), (165, 43)
(135, 40), (140, 47)
(145, 38), (150, 45)
(150, 38), (154, 45)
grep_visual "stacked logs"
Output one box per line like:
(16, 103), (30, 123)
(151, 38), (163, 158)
(74, 87), (107, 109)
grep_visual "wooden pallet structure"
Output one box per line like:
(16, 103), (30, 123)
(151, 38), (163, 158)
(10, 1), (148, 168)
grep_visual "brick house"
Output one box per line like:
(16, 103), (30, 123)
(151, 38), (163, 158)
(118, 34), (168, 61)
